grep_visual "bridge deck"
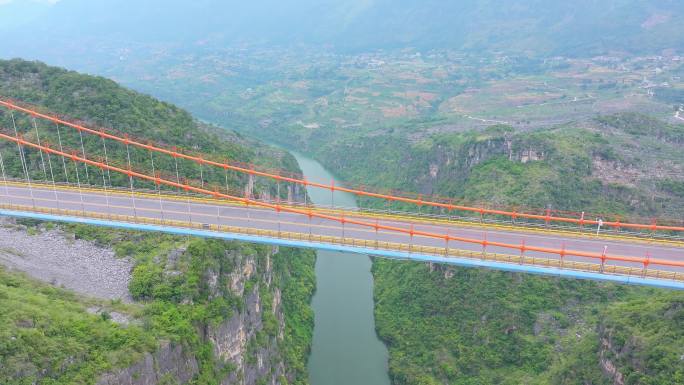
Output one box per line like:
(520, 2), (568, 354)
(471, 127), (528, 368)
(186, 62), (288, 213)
(1, 183), (682, 289)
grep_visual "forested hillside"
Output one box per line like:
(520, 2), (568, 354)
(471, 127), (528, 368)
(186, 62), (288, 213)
(0, 58), (298, 174)
(319, 114), (684, 220)
(272, 91), (684, 382)
(0, 58), (303, 198)
(2, 0), (684, 382)
(0, 59), (316, 385)
(373, 261), (684, 384)
(314, 114), (684, 384)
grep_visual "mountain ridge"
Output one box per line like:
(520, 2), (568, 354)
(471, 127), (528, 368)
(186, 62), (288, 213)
(3, 0), (684, 60)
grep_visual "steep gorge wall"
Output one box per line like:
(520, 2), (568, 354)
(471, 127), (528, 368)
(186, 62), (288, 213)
(95, 242), (311, 385)
(204, 247), (287, 385)
(317, 130), (545, 197)
(97, 342), (199, 385)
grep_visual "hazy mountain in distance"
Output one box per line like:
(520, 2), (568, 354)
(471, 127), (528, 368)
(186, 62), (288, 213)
(0, 0), (53, 32)
(2, 0), (684, 65)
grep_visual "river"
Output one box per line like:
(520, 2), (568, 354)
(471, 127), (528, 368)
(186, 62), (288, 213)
(291, 151), (391, 385)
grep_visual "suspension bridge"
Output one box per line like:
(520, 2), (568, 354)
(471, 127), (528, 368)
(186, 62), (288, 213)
(0, 98), (683, 289)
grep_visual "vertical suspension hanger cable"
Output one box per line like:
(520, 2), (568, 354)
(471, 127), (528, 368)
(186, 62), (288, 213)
(276, 187), (281, 236)
(185, 180), (192, 223)
(150, 149), (163, 221)
(199, 160), (204, 189)
(99, 132), (111, 215)
(31, 117), (48, 181)
(246, 186), (251, 225)
(101, 156), (110, 216)
(173, 148), (182, 193)
(173, 150), (191, 223)
(149, 149), (156, 186)
(100, 131), (112, 187)
(224, 167), (229, 195)
(11, 111), (35, 208)
(72, 152), (85, 214)
(103, 121), (113, 186)
(55, 123), (70, 184)
(44, 143), (59, 209)
(156, 172), (164, 222)
(125, 139), (137, 219)
(0, 150), (9, 199)
(277, 203), (282, 238)
(78, 128), (90, 185)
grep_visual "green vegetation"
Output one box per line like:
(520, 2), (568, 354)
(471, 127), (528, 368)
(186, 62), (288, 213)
(0, 266), (155, 384)
(0, 58), (298, 197)
(116, 42), (684, 384)
(320, 118), (684, 220)
(0, 223), (315, 385)
(596, 113), (684, 143)
(655, 87), (684, 105)
(272, 248), (316, 385)
(102, 226), (314, 384)
(658, 179), (684, 198)
(599, 293), (684, 384)
(100, 45), (682, 164)
(305, 111), (684, 383)
(0, 59), (316, 384)
(373, 261), (684, 385)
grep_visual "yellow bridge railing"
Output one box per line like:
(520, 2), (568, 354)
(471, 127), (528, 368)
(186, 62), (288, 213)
(1, 201), (682, 283)
(4, 179), (684, 249)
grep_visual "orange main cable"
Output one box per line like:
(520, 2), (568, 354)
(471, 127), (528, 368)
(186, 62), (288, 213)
(2, 99), (683, 233)
(2, 131), (683, 270)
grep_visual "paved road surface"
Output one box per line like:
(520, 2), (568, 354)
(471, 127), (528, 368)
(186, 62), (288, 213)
(1, 184), (682, 276)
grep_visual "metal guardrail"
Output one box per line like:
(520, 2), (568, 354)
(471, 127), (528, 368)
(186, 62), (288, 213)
(1, 201), (682, 283)
(5, 179), (684, 249)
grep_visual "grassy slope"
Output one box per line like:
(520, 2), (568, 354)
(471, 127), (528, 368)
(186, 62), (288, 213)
(0, 265), (155, 384)
(0, 59), (316, 385)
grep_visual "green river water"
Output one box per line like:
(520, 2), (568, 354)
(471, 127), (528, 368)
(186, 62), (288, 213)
(291, 151), (391, 385)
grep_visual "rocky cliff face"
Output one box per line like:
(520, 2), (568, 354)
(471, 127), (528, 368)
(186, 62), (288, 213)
(96, 244), (296, 385)
(319, 130), (552, 202)
(413, 135), (550, 196)
(205, 247), (287, 385)
(599, 336), (626, 385)
(415, 137), (509, 195)
(97, 342), (199, 385)
(597, 320), (657, 385)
